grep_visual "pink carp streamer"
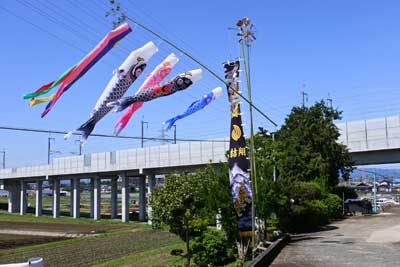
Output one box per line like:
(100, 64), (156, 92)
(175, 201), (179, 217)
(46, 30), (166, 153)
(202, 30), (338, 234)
(23, 23), (132, 117)
(114, 53), (179, 135)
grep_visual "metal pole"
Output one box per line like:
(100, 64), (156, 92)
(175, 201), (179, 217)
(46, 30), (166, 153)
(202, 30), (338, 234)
(1, 149), (5, 169)
(47, 137), (51, 164)
(373, 171), (377, 213)
(173, 125), (177, 144)
(240, 36), (256, 262)
(48, 137), (55, 164)
(141, 119), (148, 148)
(272, 133), (276, 182)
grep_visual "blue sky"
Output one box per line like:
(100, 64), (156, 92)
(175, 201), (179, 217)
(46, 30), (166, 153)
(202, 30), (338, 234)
(1, 0), (400, 167)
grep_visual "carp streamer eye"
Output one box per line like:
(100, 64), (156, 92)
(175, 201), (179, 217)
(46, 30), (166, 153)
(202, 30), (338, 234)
(176, 78), (184, 86)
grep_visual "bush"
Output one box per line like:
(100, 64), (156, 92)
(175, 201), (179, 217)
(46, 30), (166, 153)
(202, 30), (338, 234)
(323, 193), (342, 219)
(190, 229), (229, 267)
(290, 200), (328, 232)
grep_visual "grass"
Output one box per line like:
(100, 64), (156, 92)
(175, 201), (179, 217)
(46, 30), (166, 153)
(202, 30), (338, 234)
(0, 210), (183, 266)
(0, 229), (182, 266)
(93, 243), (186, 267)
(0, 210), (149, 227)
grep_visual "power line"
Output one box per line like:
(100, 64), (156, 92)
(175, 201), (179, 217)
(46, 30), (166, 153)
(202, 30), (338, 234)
(0, 125), (228, 143)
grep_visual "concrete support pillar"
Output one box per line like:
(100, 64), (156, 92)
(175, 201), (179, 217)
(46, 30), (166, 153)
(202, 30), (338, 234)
(7, 183), (20, 213)
(69, 179), (74, 217)
(35, 180), (42, 217)
(93, 177), (101, 220)
(121, 175), (129, 222)
(89, 178), (94, 218)
(73, 178), (80, 218)
(111, 177), (118, 219)
(20, 180), (27, 215)
(147, 174), (156, 224)
(52, 179), (60, 218)
(139, 176), (146, 222)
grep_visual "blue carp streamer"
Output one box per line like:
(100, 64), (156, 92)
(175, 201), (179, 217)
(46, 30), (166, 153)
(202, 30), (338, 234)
(164, 87), (222, 130)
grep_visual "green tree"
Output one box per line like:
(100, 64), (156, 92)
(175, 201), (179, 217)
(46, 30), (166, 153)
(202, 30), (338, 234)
(276, 101), (353, 189)
(149, 172), (210, 265)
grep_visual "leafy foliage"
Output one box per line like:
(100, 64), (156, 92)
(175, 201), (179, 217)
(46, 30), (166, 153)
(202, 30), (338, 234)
(275, 101), (353, 189)
(190, 229), (229, 267)
(322, 193), (343, 219)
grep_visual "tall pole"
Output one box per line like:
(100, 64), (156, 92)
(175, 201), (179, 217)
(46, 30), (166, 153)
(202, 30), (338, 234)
(373, 171), (376, 212)
(327, 93), (333, 108)
(1, 149), (5, 169)
(141, 119), (148, 148)
(272, 133), (276, 182)
(173, 125), (177, 144)
(48, 137), (55, 164)
(237, 16), (257, 261)
(77, 140), (82, 155)
(301, 88), (308, 108)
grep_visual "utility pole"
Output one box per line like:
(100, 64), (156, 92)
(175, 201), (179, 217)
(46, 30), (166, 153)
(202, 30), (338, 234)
(75, 140), (82, 155)
(0, 149), (5, 169)
(373, 170), (377, 213)
(141, 119), (148, 148)
(327, 93), (333, 108)
(48, 137), (55, 164)
(47, 137), (61, 164)
(173, 125), (177, 144)
(301, 85), (308, 108)
(159, 127), (168, 145)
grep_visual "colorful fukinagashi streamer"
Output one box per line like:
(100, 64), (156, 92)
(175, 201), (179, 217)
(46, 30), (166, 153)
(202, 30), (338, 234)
(107, 69), (203, 112)
(23, 23), (132, 117)
(163, 87), (222, 130)
(114, 53), (179, 135)
(64, 41), (158, 143)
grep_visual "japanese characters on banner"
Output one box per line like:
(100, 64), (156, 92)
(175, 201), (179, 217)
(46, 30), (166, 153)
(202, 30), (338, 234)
(223, 60), (253, 236)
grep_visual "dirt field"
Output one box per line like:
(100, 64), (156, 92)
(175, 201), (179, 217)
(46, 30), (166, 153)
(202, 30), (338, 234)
(0, 229), (181, 267)
(0, 220), (126, 234)
(0, 234), (68, 250)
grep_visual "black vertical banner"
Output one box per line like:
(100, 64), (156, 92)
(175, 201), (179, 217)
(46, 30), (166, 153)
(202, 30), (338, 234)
(223, 60), (253, 235)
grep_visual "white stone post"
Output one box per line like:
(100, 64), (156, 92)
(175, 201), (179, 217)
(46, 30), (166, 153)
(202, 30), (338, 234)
(20, 180), (27, 215)
(93, 177), (101, 220)
(52, 179), (60, 218)
(69, 179), (74, 217)
(139, 176), (146, 222)
(121, 175), (129, 222)
(73, 178), (80, 218)
(89, 178), (94, 218)
(111, 177), (118, 219)
(147, 174), (155, 224)
(35, 180), (42, 217)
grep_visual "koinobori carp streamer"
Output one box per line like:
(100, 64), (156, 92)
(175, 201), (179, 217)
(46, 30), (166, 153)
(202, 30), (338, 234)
(23, 23), (132, 117)
(114, 53), (179, 135)
(107, 69), (203, 112)
(163, 87), (223, 130)
(64, 41), (158, 143)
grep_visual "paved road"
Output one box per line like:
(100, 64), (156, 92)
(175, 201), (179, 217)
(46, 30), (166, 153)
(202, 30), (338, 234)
(272, 207), (400, 266)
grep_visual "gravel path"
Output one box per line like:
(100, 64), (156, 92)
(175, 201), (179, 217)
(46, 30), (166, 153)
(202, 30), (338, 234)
(272, 207), (400, 266)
